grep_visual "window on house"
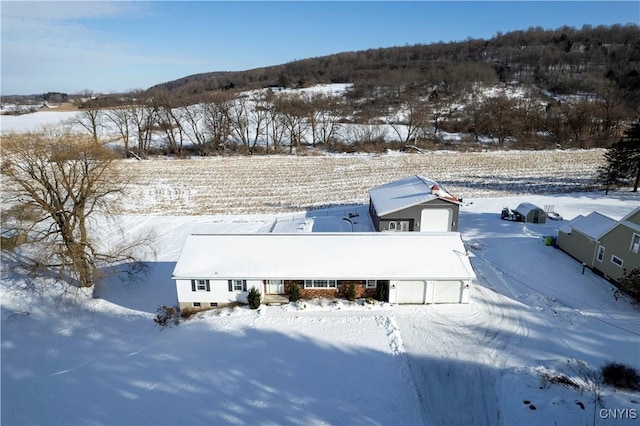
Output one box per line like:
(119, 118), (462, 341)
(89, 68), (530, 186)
(365, 280), (377, 288)
(304, 280), (337, 289)
(388, 221), (397, 231)
(228, 280), (247, 292)
(611, 255), (623, 267)
(191, 279), (210, 292)
(193, 302), (201, 307)
(210, 302), (218, 307)
(631, 234), (640, 254)
(596, 246), (605, 262)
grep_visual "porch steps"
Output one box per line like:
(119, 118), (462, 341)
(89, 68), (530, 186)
(263, 294), (290, 306)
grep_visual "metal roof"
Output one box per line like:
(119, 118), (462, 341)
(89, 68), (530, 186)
(369, 175), (460, 217)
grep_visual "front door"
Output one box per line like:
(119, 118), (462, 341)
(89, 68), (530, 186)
(267, 280), (284, 294)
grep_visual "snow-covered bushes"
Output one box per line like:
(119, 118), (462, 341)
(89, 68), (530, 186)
(154, 305), (179, 326)
(601, 362), (640, 391)
(618, 268), (640, 303)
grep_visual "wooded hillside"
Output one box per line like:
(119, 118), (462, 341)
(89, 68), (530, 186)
(152, 24), (640, 106)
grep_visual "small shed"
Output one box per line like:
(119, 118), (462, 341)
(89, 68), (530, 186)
(513, 202), (547, 224)
(368, 175), (461, 232)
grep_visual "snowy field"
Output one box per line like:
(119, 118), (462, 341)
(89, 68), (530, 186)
(115, 149), (604, 215)
(1, 99), (639, 425)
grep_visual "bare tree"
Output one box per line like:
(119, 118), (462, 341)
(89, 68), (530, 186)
(265, 96), (286, 153)
(561, 99), (594, 148)
(467, 95), (490, 144)
(202, 92), (233, 154)
(73, 89), (103, 143)
(348, 124), (388, 145)
(153, 91), (186, 156)
(306, 93), (343, 148)
(385, 93), (430, 145)
(103, 94), (135, 157)
(483, 92), (517, 146)
(179, 102), (209, 154)
(1, 127), (150, 290)
(275, 93), (309, 154)
(247, 92), (270, 154)
(129, 90), (156, 158)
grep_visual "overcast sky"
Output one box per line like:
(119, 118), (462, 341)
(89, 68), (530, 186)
(1, 1), (638, 95)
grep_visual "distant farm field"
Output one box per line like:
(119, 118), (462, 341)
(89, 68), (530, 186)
(119, 150), (605, 215)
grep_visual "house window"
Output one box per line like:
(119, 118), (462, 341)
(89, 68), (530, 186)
(611, 255), (624, 268)
(210, 302), (218, 307)
(596, 246), (605, 262)
(193, 302), (201, 307)
(304, 280), (337, 289)
(631, 234), (640, 254)
(228, 280), (247, 292)
(388, 221), (409, 231)
(365, 280), (377, 288)
(191, 279), (210, 292)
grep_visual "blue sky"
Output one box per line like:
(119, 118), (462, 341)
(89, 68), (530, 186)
(1, 1), (638, 95)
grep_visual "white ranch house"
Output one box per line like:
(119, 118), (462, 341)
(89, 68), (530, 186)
(172, 232), (476, 309)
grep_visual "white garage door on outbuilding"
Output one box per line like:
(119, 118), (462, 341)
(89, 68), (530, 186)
(420, 208), (453, 232)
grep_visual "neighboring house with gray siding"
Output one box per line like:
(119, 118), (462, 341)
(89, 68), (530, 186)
(369, 175), (461, 232)
(557, 207), (640, 282)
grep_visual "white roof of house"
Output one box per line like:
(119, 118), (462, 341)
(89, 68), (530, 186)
(172, 233), (476, 281)
(561, 211), (617, 239)
(369, 175), (460, 216)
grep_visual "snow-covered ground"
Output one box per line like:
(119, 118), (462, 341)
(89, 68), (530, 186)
(2, 192), (639, 425)
(1, 88), (638, 424)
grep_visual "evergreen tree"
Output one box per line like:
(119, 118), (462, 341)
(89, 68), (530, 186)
(600, 121), (640, 193)
(247, 287), (261, 309)
(289, 282), (301, 302)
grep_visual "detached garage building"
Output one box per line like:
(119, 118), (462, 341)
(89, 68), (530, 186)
(369, 176), (462, 232)
(172, 232), (475, 309)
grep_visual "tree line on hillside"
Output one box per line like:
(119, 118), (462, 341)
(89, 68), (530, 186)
(60, 24), (639, 154)
(150, 24), (640, 107)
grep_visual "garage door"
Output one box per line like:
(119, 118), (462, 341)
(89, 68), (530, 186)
(396, 280), (428, 304)
(420, 208), (452, 232)
(433, 280), (463, 303)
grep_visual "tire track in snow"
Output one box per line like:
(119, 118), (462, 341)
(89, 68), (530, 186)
(390, 253), (532, 426)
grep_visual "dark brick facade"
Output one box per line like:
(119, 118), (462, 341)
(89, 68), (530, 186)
(284, 280), (385, 300)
